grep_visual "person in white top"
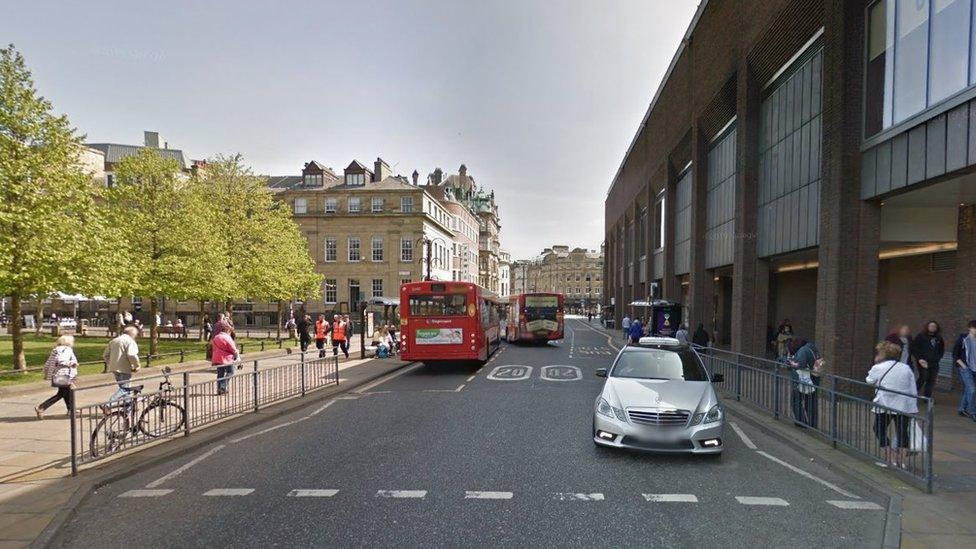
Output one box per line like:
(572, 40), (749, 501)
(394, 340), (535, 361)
(866, 340), (919, 468)
(36, 336), (79, 419)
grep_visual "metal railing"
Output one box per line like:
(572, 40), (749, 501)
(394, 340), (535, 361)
(698, 347), (935, 492)
(68, 352), (339, 474)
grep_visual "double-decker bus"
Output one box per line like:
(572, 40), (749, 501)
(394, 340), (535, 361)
(399, 281), (503, 364)
(506, 292), (564, 343)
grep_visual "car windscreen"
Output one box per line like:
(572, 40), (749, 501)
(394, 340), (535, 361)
(611, 349), (708, 381)
(524, 295), (559, 320)
(408, 294), (468, 317)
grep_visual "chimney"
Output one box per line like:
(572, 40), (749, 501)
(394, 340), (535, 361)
(459, 164), (467, 177)
(412, 170), (419, 186)
(144, 131), (160, 148)
(373, 157), (391, 182)
(430, 168), (443, 185)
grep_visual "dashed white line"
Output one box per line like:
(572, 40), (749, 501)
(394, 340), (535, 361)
(288, 489), (340, 498)
(552, 492), (604, 501)
(466, 374), (477, 382)
(203, 488), (254, 497)
(229, 415), (310, 444)
(755, 450), (860, 499)
(464, 491), (514, 500)
(735, 496), (789, 506)
(827, 500), (884, 510)
(145, 445), (226, 488)
(729, 421), (757, 450)
(119, 489), (173, 498)
(376, 490), (427, 499)
(642, 493), (698, 503)
(455, 384), (465, 392)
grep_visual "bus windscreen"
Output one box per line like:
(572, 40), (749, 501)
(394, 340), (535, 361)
(409, 294), (468, 317)
(524, 295), (559, 320)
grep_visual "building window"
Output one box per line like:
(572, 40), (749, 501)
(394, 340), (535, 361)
(324, 238), (337, 262)
(324, 279), (337, 304)
(372, 236), (384, 262)
(401, 196), (413, 212)
(400, 278), (411, 286)
(372, 278), (383, 297)
(653, 198), (665, 250)
(348, 197), (361, 213)
(371, 197), (384, 212)
(304, 174), (323, 186)
(345, 173), (365, 186)
(325, 198), (337, 213)
(401, 238), (413, 261)
(348, 237), (361, 261)
(349, 279), (360, 304)
(930, 0), (971, 103)
(294, 198), (307, 214)
(106, 173), (115, 188)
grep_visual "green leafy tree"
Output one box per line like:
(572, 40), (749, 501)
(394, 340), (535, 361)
(0, 45), (119, 370)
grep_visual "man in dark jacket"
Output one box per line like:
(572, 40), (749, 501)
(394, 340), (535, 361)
(952, 320), (976, 419)
(912, 321), (944, 398)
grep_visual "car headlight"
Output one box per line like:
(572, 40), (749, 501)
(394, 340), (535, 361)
(596, 398), (627, 421)
(702, 404), (723, 424)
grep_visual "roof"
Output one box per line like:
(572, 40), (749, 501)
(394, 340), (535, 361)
(85, 143), (187, 169)
(329, 175), (417, 192)
(266, 176), (303, 191)
(345, 160), (370, 172)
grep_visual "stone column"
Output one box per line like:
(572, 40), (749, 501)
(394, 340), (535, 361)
(663, 162), (679, 301)
(687, 124), (714, 332)
(955, 205), (976, 330)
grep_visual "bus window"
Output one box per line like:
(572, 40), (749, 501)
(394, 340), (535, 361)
(409, 294), (467, 317)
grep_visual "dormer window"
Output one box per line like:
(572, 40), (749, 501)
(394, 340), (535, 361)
(304, 174), (323, 186)
(346, 173), (365, 186)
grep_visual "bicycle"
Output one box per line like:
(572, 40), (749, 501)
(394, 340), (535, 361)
(89, 366), (186, 458)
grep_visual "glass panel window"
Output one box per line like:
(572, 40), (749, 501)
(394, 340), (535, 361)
(325, 198), (337, 213)
(324, 279), (337, 304)
(893, 0), (929, 123)
(408, 293), (468, 317)
(324, 238), (337, 262)
(348, 197), (361, 213)
(372, 278), (383, 297)
(401, 238), (413, 261)
(372, 236), (384, 261)
(345, 173), (365, 186)
(865, 0), (895, 136)
(929, 0), (971, 103)
(654, 199), (665, 250)
(348, 237), (361, 261)
(401, 196), (413, 212)
(294, 198), (307, 214)
(372, 197), (384, 212)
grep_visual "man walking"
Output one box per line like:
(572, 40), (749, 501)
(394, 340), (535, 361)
(622, 315), (631, 339)
(314, 314), (330, 359)
(331, 315), (349, 359)
(952, 320), (976, 419)
(912, 321), (944, 398)
(103, 326), (141, 404)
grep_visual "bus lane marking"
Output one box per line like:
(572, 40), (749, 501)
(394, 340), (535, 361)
(487, 365), (533, 381)
(540, 365), (582, 381)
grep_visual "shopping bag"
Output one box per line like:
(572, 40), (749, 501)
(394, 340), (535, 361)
(909, 419), (927, 453)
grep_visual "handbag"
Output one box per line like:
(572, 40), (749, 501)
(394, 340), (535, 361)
(51, 373), (72, 388)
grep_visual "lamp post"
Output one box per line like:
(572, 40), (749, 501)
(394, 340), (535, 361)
(417, 235), (448, 281)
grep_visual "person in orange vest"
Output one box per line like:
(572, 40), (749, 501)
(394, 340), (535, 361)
(314, 314), (331, 359)
(331, 314), (349, 359)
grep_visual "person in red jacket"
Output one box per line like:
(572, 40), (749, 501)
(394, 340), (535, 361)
(314, 314), (330, 359)
(331, 314), (349, 359)
(212, 322), (240, 396)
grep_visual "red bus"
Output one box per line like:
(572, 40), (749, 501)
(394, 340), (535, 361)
(399, 281), (503, 364)
(506, 292), (564, 343)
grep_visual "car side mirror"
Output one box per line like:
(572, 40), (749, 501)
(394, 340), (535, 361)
(596, 368), (608, 378)
(712, 373), (724, 383)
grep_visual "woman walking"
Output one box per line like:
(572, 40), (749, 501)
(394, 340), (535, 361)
(867, 340), (918, 468)
(787, 338), (822, 429)
(212, 322), (240, 396)
(35, 336), (79, 419)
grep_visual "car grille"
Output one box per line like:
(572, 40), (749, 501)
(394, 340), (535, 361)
(627, 409), (690, 427)
(620, 436), (695, 450)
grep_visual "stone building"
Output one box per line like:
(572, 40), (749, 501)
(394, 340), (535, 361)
(512, 245), (604, 314)
(604, 0), (976, 375)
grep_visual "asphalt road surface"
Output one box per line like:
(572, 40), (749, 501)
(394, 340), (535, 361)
(55, 319), (888, 548)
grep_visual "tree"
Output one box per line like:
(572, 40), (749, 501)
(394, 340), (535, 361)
(108, 148), (219, 355)
(0, 45), (119, 370)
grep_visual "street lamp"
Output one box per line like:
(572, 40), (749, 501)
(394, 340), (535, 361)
(417, 235), (448, 281)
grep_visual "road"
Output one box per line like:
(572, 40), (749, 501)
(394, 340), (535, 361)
(54, 319), (887, 548)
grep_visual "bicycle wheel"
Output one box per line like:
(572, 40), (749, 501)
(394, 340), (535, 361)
(90, 411), (130, 458)
(138, 399), (186, 438)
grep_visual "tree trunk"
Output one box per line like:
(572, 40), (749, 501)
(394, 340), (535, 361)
(11, 293), (26, 371)
(276, 300), (283, 341)
(198, 300), (206, 341)
(34, 297), (45, 336)
(149, 296), (159, 356)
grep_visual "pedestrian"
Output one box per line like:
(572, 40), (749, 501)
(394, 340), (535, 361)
(387, 324), (399, 355)
(114, 311), (124, 336)
(332, 314), (349, 358)
(123, 309), (132, 325)
(621, 315), (631, 338)
(202, 314), (213, 341)
(692, 323), (710, 349)
(951, 320), (976, 419)
(35, 335), (79, 419)
(867, 340), (918, 468)
(775, 321), (794, 359)
(675, 323), (690, 345)
(787, 338), (822, 429)
(628, 317), (643, 344)
(314, 314), (331, 358)
(211, 321), (240, 396)
(885, 325), (916, 373)
(296, 314), (312, 353)
(912, 321), (944, 398)
(102, 326), (141, 405)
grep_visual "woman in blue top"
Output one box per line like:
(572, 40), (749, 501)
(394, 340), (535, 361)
(628, 318), (643, 344)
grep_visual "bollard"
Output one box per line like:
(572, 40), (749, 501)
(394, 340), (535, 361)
(183, 371), (191, 437)
(146, 353), (151, 368)
(180, 349), (185, 363)
(261, 340), (265, 352)
(278, 339), (283, 349)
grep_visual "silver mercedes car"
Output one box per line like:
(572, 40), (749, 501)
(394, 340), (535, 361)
(593, 337), (725, 455)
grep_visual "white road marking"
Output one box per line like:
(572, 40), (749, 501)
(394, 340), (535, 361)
(455, 384), (465, 392)
(642, 493), (698, 503)
(552, 492), (604, 501)
(119, 489), (173, 498)
(827, 500), (884, 510)
(756, 450), (860, 499)
(229, 415), (310, 444)
(729, 421), (757, 450)
(486, 365), (533, 381)
(309, 400), (337, 417)
(354, 362), (423, 393)
(288, 489), (339, 497)
(203, 488), (254, 496)
(464, 491), (514, 500)
(466, 374), (477, 382)
(735, 496), (789, 506)
(145, 444), (226, 488)
(540, 365), (582, 381)
(376, 490), (427, 499)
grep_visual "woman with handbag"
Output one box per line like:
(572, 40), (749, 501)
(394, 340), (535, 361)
(867, 340), (919, 469)
(35, 335), (79, 419)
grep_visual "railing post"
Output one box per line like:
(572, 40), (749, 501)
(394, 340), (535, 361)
(180, 349), (185, 363)
(69, 389), (77, 476)
(334, 355), (340, 385)
(146, 353), (151, 368)
(252, 360), (259, 412)
(735, 361), (742, 402)
(925, 397), (934, 493)
(278, 339), (283, 349)
(261, 340), (266, 352)
(183, 371), (191, 437)
(772, 365), (780, 419)
(830, 374), (838, 448)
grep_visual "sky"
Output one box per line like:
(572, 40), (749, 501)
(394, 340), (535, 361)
(2, 0), (698, 260)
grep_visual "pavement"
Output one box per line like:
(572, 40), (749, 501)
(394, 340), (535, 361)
(49, 320), (890, 547)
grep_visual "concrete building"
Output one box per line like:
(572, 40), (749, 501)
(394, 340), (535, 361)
(514, 246), (604, 314)
(421, 175), (480, 284)
(603, 0), (976, 376)
(499, 250), (511, 298)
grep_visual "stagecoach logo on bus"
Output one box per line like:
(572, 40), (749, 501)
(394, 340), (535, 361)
(415, 328), (464, 345)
